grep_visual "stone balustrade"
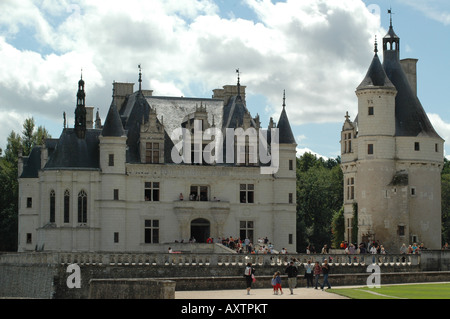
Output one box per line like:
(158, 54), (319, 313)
(0, 251), (420, 267)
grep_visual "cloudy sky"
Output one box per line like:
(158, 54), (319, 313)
(0, 0), (449, 159)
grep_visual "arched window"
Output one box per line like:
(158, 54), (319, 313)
(50, 190), (56, 223)
(77, 190), (87, 224)
(64, 190), (70, 223)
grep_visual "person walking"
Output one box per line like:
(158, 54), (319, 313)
(284, 261), (298, 294)
(244, 262), (255, 295)
(320, 259), (331, 290)
(313, 261), (321, 289)
(304, 260), (314, 288)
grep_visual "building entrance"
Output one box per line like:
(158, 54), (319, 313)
(190, 218), (210, 243)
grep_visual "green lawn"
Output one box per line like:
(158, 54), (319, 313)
(328, 283), (450, 299)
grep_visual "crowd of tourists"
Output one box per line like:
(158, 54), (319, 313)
(337, 240), (428, 255)
(244, 257), (333, 296)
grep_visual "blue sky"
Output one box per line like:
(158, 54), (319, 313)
(0, 0), (449, 159)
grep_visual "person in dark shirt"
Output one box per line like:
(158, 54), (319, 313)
(320, 259), (331, 290)
(285, 260), (298, 294)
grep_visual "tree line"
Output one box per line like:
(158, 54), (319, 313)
(0, 118), (50, 251)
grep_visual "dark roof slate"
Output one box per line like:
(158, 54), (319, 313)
(383, 50), (442, 138)
(277, 107), (296, 144)
(102, 100), (125, 137)
(357, 53), (395, 89)
(44, 128), (101, 170)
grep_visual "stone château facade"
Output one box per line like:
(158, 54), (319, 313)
(17, 72), (297, 253)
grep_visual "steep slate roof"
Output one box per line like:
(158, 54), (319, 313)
(357, 52), (395, 90)
(20, 147), (41, 178)
(101, 100), (125, 137)
(382, 28), (442, 139)
(20, 139), (58, 178)
(277, 106), (296, 144)
(44, 128), (101, 170)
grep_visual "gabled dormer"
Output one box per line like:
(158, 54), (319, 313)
(139, 106), (165, 164)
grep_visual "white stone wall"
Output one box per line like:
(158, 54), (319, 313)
(18, 144), (297, 253)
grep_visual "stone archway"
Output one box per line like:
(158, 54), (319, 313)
(190, 218), (210, 243)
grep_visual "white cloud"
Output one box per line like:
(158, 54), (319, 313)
(296, 147), (328, 160)
(428, 113), (450, 143)
(399, 0), (450, 25)
(0, 0), (387, 152)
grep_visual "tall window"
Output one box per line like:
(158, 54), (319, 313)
(240, 184), (254, 203)
(144, 219), (159, 243)
(240, 220), (254, 243)
(77, 190), (87, 223)
(64, 190), (70, 223)
(50, 190), (56, 223)
(144, 182), (160, 201)
(146, 142), (160, 163)
(347, 178), (355, 200)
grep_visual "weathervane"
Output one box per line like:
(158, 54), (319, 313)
(388, 7), (394, 27)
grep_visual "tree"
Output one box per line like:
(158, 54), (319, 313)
(0, 118), (51, 251)
(296, 152), (343, 252)
(442, 158), (450, 246)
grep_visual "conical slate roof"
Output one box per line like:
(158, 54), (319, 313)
(101, 100), (125, 137)
(357, 53), (395, 90)
(277, 106), (296, 144)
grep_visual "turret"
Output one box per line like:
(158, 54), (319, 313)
(74, 73), (87, 139)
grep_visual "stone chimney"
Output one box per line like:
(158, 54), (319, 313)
(400, 58), (418, 96)
(86, 106), (94, 129)
(212, 85), (246, 106)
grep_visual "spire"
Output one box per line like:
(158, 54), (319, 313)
(236, 68), (241, 99)
(138, 64), (142, 92)
(74, 73), (87, 139)
(276, 90), (296, 144)
(374, 35), (378, 54)
(388, 7), (394, 28)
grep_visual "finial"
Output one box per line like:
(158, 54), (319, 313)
(345, 111), (350, 121)
(63, 112), (66, 128)
(112, 80), (115, 98)
(282, 90), (286, 108)
(388, 7), (394, 27)
(236, 68), (241, 98)
(374, 35), (378, 54)
(138, 64), (142, 91)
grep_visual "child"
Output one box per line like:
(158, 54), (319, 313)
(274, 271), (283, 295)
(271, 273), (277, 295)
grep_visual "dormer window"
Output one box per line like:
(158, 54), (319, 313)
(146, 142), (160, 163)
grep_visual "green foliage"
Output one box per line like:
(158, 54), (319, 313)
(331, 206), (345, 249)
(0, 118), (51, 251)
(442, 159), (450, 246)
(296, 152), (343, 252)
